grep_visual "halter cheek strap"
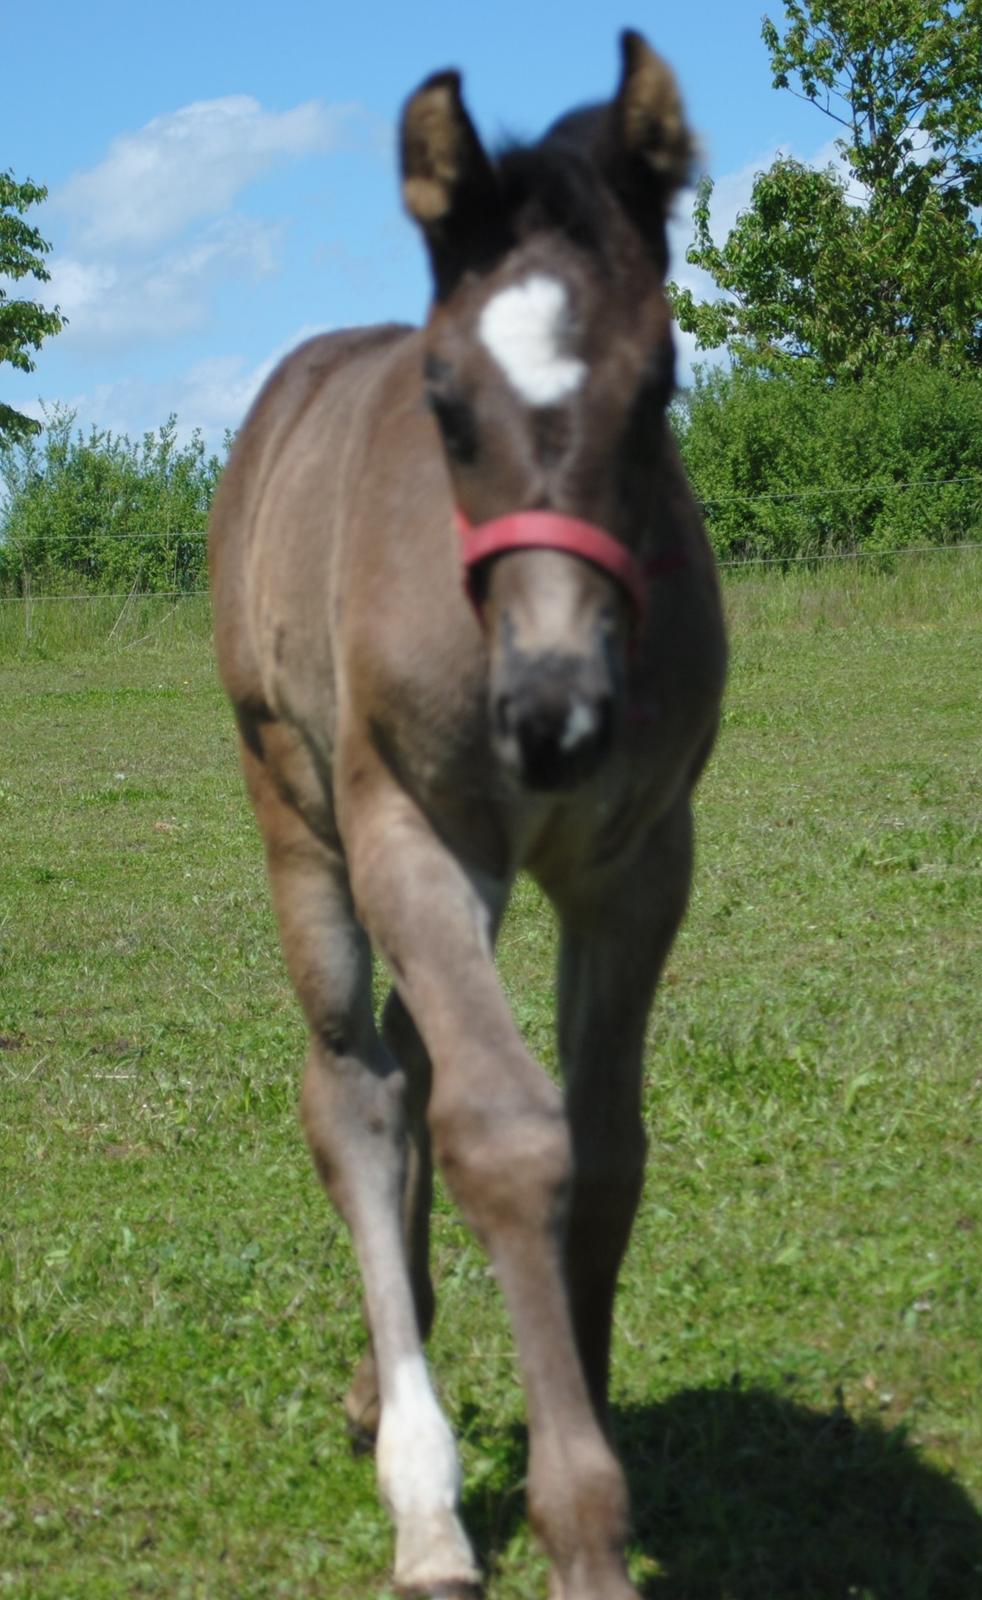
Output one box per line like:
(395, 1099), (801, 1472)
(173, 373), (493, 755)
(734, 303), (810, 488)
(455, 509), (685, 629)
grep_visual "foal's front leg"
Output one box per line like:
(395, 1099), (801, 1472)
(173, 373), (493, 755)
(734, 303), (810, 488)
(550, 797), (694, 1420)
(340, 766), (642, 1600)
(240, 727), (478, 1597)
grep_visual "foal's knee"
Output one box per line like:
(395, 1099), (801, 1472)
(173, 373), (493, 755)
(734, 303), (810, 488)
(430, 1079), (572, 1237)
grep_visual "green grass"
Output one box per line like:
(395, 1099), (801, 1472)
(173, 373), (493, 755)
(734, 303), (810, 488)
(1, 553), (980, 1598)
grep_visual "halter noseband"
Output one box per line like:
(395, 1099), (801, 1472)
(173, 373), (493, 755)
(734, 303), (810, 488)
(456, 510), (648, 622)
(456, 509), (684, 629)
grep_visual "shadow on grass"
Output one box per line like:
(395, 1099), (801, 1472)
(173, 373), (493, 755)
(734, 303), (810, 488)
(458, 1387), (982, 1599)
(613, 1384), (982, 1600)
(457, 1400), (529, 1575)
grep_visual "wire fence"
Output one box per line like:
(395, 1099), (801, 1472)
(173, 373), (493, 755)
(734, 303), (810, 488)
(0, 586), (209, 604)
(1, 474), (981, 602)
(716, 539), (982, 570)
(1, 537), (980, 604)
(698, 474), (982, 507)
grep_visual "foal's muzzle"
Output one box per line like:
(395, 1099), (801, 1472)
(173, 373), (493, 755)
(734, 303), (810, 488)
(493, 649), (614, 791)
(457, 508), (638, 791)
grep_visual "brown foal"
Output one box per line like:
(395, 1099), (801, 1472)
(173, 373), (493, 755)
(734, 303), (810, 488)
(209, 31), (726, 1599)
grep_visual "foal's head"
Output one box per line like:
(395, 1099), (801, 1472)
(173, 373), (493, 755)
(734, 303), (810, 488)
(401, 31), (693, 791)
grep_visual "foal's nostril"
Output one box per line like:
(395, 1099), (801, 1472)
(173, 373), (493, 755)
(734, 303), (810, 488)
(500, 691), (612, 790)
(491, 649), (616, 790)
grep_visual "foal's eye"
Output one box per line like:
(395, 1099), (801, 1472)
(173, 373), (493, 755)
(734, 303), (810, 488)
(426, 389), (479, 466)
(423, 355), (479, 465)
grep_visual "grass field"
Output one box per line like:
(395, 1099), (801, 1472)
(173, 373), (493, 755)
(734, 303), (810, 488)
(1, 554), (980, 1599)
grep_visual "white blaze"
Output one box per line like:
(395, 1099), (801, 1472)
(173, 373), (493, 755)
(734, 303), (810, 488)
(479, 274), (586, 406)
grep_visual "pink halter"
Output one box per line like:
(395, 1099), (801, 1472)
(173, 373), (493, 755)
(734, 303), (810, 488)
(455, 509), (685, 628)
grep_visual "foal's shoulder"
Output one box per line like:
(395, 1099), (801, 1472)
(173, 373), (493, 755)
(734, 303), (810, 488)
(224, 323), (417, 484)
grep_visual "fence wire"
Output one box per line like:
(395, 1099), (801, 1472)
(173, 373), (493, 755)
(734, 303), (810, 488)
(1, 471), (981, 601)
(698, 474), (982, 507)
(716, 539), (982, 570)
(0, 538), (979, 603)
(0, 587), (210, 604)
(2, 472), (981, 551)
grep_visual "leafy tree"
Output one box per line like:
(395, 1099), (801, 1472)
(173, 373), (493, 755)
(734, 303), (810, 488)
(1, 171), (65, 442)
(671, 1), (982, 376)
(763, 0), (982, 203)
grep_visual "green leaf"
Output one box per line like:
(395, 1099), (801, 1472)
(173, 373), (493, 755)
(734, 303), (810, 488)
(1, 169), (66, 443)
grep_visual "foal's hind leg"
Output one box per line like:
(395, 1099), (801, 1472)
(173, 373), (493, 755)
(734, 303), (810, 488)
(549, 797), (693, 1421)
(344, 991), (436, 1445)
(239, 724), (478, 1595)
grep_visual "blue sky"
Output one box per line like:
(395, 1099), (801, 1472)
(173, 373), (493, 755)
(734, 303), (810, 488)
(4, 1), (840, 447)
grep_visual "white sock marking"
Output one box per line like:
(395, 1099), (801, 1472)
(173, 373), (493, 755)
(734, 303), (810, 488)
(376, 1354), (461, 1521)
(479, 274), (586, 406)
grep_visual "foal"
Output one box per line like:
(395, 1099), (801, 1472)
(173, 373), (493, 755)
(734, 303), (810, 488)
(210, 31), (726, 1600)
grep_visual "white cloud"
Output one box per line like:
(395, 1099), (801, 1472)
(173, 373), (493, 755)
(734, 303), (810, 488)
(46, 216), (279, 351)
(57, 96), (356, 251)
(39, 324), (333, 447)
(37, 94), (365, 363)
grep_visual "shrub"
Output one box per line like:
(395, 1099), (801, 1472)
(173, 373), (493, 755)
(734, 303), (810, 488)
(0, 407), (226, 595)
(673, 363), (982, 562)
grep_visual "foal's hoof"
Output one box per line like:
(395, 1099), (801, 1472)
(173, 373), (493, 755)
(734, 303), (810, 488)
(393, 1516), (481, 1600)
(546, 1570), (641, 1600)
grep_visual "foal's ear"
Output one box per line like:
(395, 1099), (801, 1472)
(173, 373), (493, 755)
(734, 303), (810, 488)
(604, 31), (694, 258)
(400, 70), (505, 299)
